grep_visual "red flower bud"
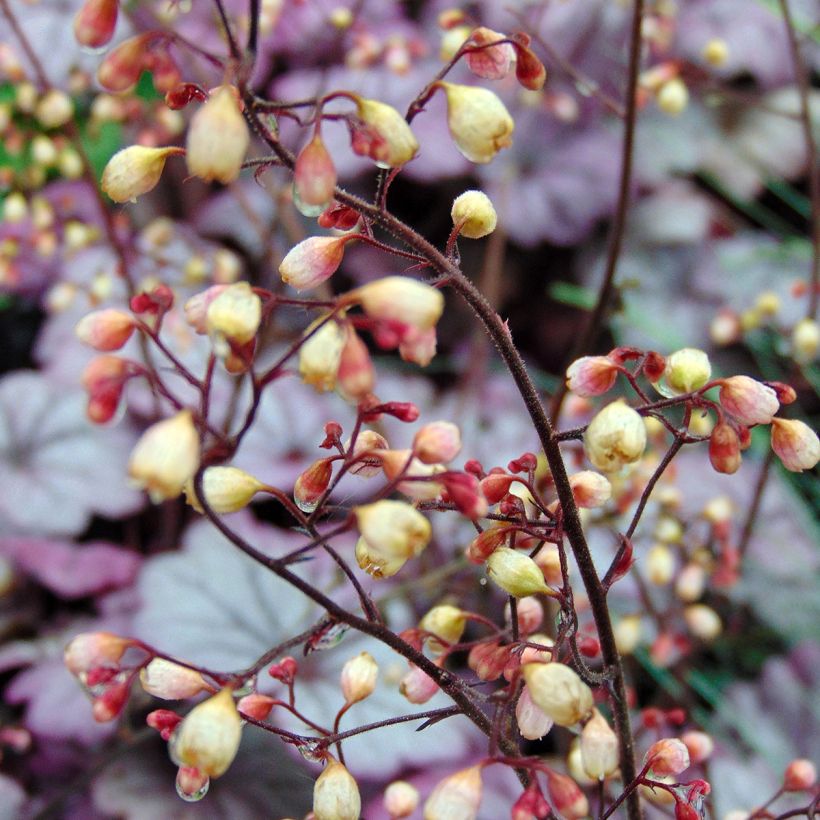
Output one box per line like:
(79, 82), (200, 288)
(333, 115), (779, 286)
(466, 526), (510, 564)
(98, 33), (155, 93)
(361, 401), (420, 422)
(442, 472), (488, 520)
(643, 350), (667, 381)
(513, 42), (547, 90)
(130, 284), (174, 315)
(317, 201), (360, 230)
(709, 422), (741, 474)
(268, 656), (298, 683)
(479, 472), (516, 504)
(147, 708), (182, 740)
(165, 82), (209, 110)
(468, 640), (510, 681)
(74, 0), (118, 48)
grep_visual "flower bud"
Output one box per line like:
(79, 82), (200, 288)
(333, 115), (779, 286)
(583, 401), (647, 472)
(566, 355), (619, 397)
(580, 709), (619, 780)
(340, 651), (378, 704)
(187, 466), (264, 514)
(444, 472), (487, 519)
(348, 430), (388, 477)
(92, 679), (130, 722)
(293, 133), (337, 216)
(450, 190), (497, 238)
(75, 308), (136, 351)
(236, 693), (275, 721)
(487, 547), (552, 598)
(468, 641), (510, 681)
(645, 737), (690, 777)
(354, 500), (432, 577)
(206, 281), (262, 347)
(709, 422), (741, 475)
(684, 604), (722, 641)
(170, 688), (242, 778)
(791, 317), (819, 364)
(682, 730), (714, 764)
(783, 758), (817, 791)
(298, 318), (346, 393)
(399, 325), (438, 367)
(184, 285), (228, 333)
(646, 543), (675, 586)
(533, 544), (563, 587)
(517, 633), (554, 666)
(466, 525), (508, 563)
(97, 34), (152, 92)
(702, 38), (729, 66)
(175, 766), (209, 801)
(147, 708), (182, 740)
(64, 632), (133, 676)
(675, 562), (706, 602)
(419, 604), (466, 651)
(412, 421), (461, 464)
(128, 410), (200, 503)
(354, 276), (444, 332)
(35, 89), (74, 129)
(515, 685), (553, 740)
(510, 596), (543, 635)
(101, 145), (182, 203)
(140, 658), (210, 700)
(664, 348), (711, 394)
(514, 41), (547, 91)
(546, 771), (589, 820)
(569, 470), (612, 508)
(771, 417), (820, 472)
(657, 78), (689, 115)
(399, 662), (439, 703)
(335, 326), (375, 400)
(313, 756), (361, 820)
(186, 86), (249, 184)
(465, 27), (514, 80)
(438, 82), (514, 163)
(614, 615), (642, 655)
(74, 0), (118, 47)
(522, 662), (593, 726)
(719, 376), (779, 426)
(293, 458), (332, 513)
(385, 780), (419, 818)
(279, 235), (352, 292)
(351, 97), (418, 168)
(423, 766), (483, 820)
(82, 355), (133, 423)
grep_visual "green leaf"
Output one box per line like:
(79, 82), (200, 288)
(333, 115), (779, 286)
(79, 120), (123, 183)
(548, 281), (596, 310)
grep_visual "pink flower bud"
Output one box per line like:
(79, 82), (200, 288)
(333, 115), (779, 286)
(546, 771), (589, 820)
(783, 758), (817, 791)
(140, 658), (210, 700)
(512, 782), (551, 820)
(566, 356), (619, 397)
(516, 685), (553, 740)
(378, 448), (444, 501)
(293, 134), (337, 216)
(64, 632), (133, 676)
(443, 472), (488, 520)
(770, 418), (820, 472)
(413, 421), (462, 464)
(645, 737), (691, 776)
(130, 284), (174, 315)
(294, 458), (332, 513)
(424, 766), (483, 820)
(92, 679), (130, 722)
(465, 28), (515, 80)
(146, 708), (182, 740)
(360, 400), (420, 423)
(97, 33), (153, 92)
(74, 0), (118, 48)
(351, 97), (418, 168)
(184, 285), (229, 333)
(479, 472), (516, 504)
(569, 470), (612, 508)
(82, 355), (134, 423)
(176, 767), (209, 801)
(511, 595), (543, 634)
(75, 308), (136, 351)
(318, 201), (360, 230)
(279, 235), (353, 292)
(147, 45), (181, 94)
(337, 327), (375, 400)
(399, 662), (439, 704)
(398, 325), (438, 366)
(237, 693), (276, 721)
(709, 422), (741, 474)
(719, 376), (779, 426)
(268, 656), (298, 683)
(468, 640), (510, 681)
(340, 651), (379, 704)
(384, 780), (419, 818)
(682, 730), (714, 764)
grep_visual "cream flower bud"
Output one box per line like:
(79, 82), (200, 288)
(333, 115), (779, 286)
(64, 632), (133, 676)
(684, 604), (722, 641)
(569, 470), (612, 508)
(515, 685), (553, 740)
(171, 688), (242, 778)
(206, 281), (262, 347)
(675, 562), (706, 602)
(313, 756), (361, 820)
(348, 430), (389, 477)
(583, 401), (647, 472)
(486, 547), (552, 598)
(682, 730), (714, 764)
(702, 38), (729, 66)
(385, 780), (420, 818)
(413, 421), (462, 464)
(75, 308), (136, 351)
(356, 537), (405, 579)
(770, 418), (820, 472)
(186, 85), (249, 184)
(101, 146), (182, 203)
(140, 658), (210, 700)
(645, 737), (690, 777)
(566, 355), (619, 397)
(791, 318), (819, 364)
(664, 348), (711, 394)
(451, 190), (497, 238)
(340, 651), (378, 704)
(128, 410), (200, 503)
(419, 604), (467, 651)
(719, 376), (779, 425)
(186, 466), (264, 513)
(580, 709), (619, 780)
(438, 82), (514, 163)
(298, 317), (346, 393)
(184, 285), (229, 333)
(546, 771), (589, 820)
(522, 662), (593, 726)
(613, 615), (642, 655)
(293, 134), (337, 216)
(352, 97), (418, 168)
(279, 235), (351, 292)
(657, 78), (689, 115)
(647, 544), (675, 586)
(354, 276), (444, 331)
(35, 89), (74, 129)
(354, 500), (432, 577)
(423, 765), (483, 820)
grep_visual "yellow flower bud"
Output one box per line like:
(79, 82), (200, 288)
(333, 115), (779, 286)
(663, 348), (711, 394)
(35, 89), (74, 129)
(353, 97), (419, 168)
(702, 38), (729, 66)
(170, 688), (242, 778)
(684, 604), (722, 641)
(580, 709), (619, 780)
(101, 146), (183, 203)
(298, 317), (346, 393)
(340, 651), (379, 704)
(186, 85), (249, 184)
(583, 401), (647, 472)
(486, 547), (552, 598)
(140, 658), (210, 700)
(791, 317), (819, 364)
(353, 276), (444, 331)
(613, 615), (642, 655)
(128, 410), (200, 503)
(675, 562), (706, 602)
(419, 604), (467, 652)
(657, 78), (689, 115)
(384, 780), (420, 819)
(423, 765), (483, 820)
(185, 466), (264, 513)
(313, 756), (361, 820)
(647, 543), (675, 586)
(451, 190), (497, 238)
(522, 662), (593, 726)
(354, 500), (432, 578)
(205, 281), (262, 347)
(438, 82), (514, 163)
